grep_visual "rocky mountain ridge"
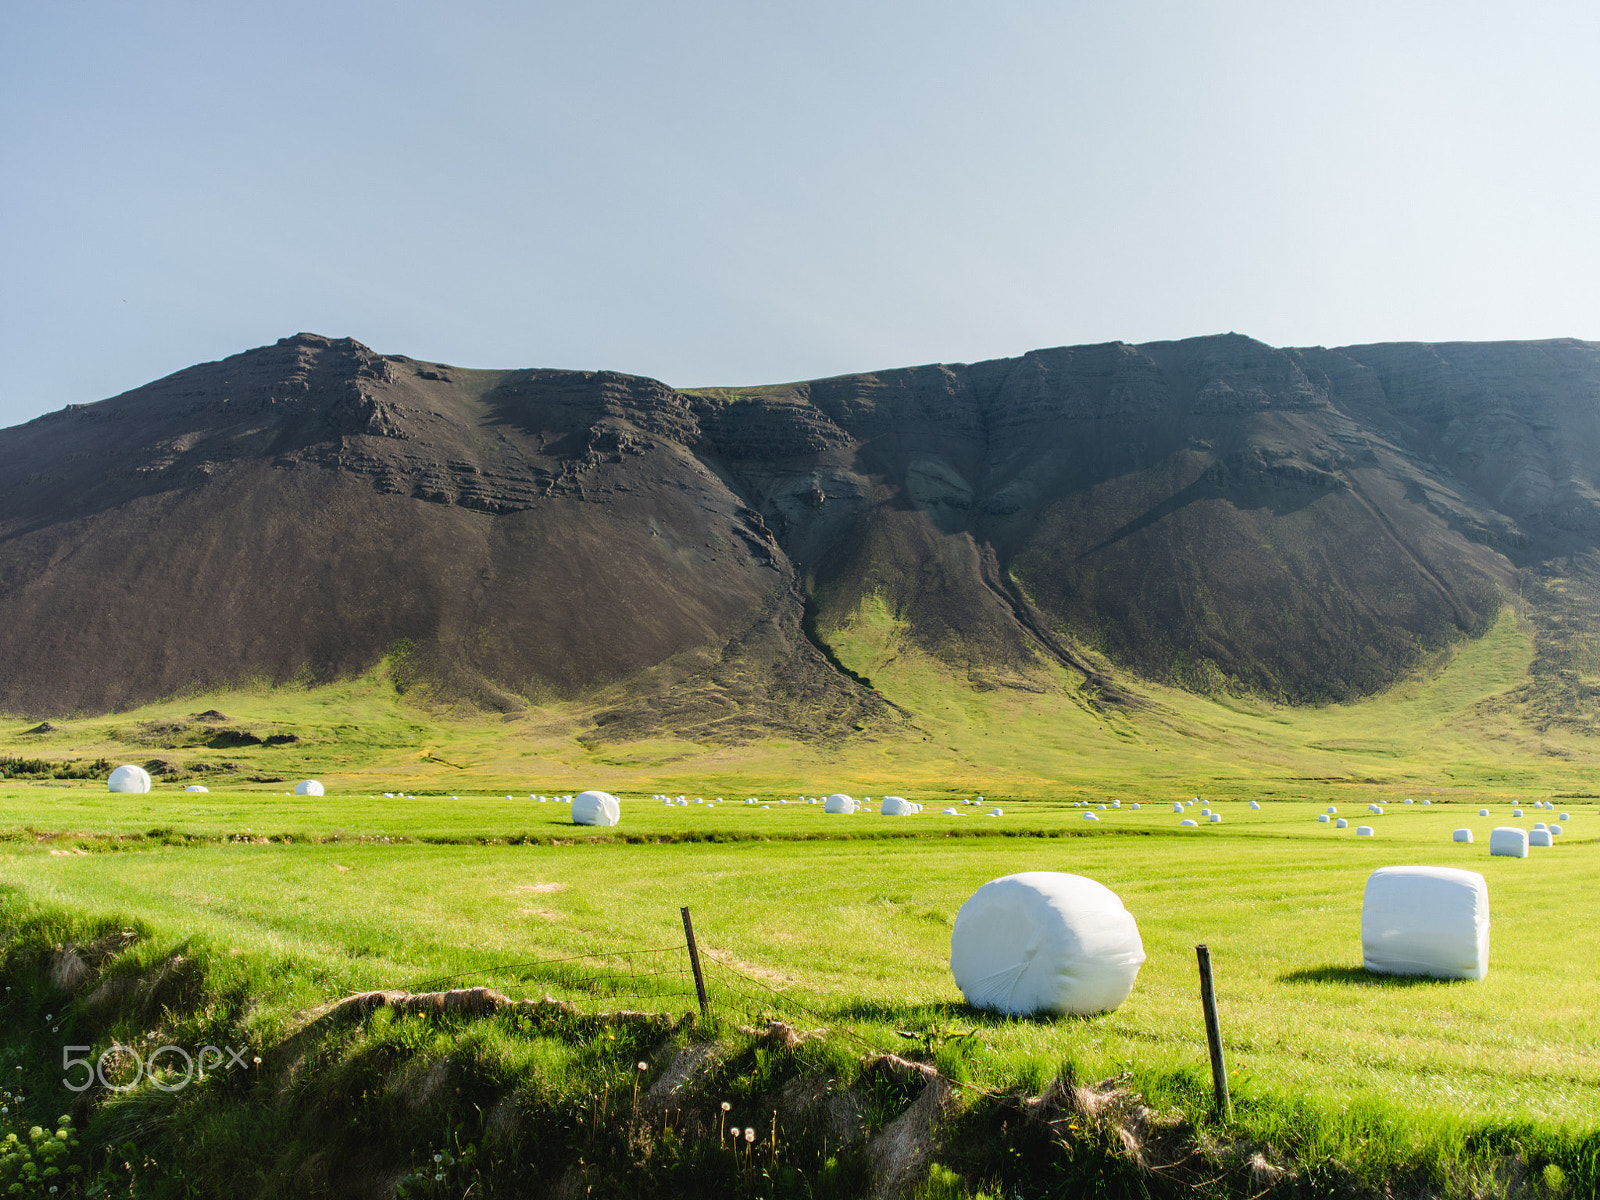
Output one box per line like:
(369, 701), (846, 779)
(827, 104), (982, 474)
(3, 331), (1599, 738)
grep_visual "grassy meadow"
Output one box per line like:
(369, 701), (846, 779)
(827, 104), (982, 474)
(3, 604), (1600, 1195)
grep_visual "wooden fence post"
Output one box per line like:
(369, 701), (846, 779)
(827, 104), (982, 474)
(1196, 943), (1232, 1121)
(681, 906), (710, 1018)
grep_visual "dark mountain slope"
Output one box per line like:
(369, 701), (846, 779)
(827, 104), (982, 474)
(3, 331), (1598, 731)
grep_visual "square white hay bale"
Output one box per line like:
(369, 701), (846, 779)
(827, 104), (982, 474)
(1452, 828), (1473, 843)
(1362, 866), (1489, 980)
(950, 871), (1145, 1016)
(1529, 829), (1553, 847)
(1489, 827), (1528, 858)
(1513, 809), (1523, 817)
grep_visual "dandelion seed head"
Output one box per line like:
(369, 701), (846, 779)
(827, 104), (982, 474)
(744, 1127), (755, 1142)
(720, 1101), (731, 1111)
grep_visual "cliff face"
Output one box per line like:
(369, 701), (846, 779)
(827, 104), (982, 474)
(3, 331), (1598, 731)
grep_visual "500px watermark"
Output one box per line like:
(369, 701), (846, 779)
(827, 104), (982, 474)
(61, 1044), (254, 1092)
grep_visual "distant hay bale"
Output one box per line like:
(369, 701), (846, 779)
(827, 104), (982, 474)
(1084, 813), (1099, 821)
(1336, 818), (1348, 829)
(1479, 809), (1490, 817)
(294, 780), (324, 797)
(1452, 828), (1473, 843)
(1362, 866), (1490, 980)
(880, 796), (915, 816)
(1180, 818), (1199, 827)
(1209, 813), (1222, 823)
(1529, 829), (1553, 847)
(1534, 822), (1547, 831)
(1404, 798), (1414, 805)
(1318, 815), (1330, 824)
(1327, 806), (1337, 814)
(184, 785), (209, 793)
(1249, 801), (1260, 810)
(572, 790), (621, 827)
(989, 808), (1003, 816)
(824, 794), (857, 814)
(107, 764), (151, 794)
(1368, 804), (1383, 814)
(1173, 802), (1184, 813)
(949, 871), (1144, 1016)
(1356, 826), (1374, 836)
(1549, 825), (1563, 836)
(1489, 827), (1528, 858)
(1513, 809), (1523, 817)
(1423, 799), (1431, 805)
(1130, 803), (1140, 810)
(1561, 812), (1570, 820)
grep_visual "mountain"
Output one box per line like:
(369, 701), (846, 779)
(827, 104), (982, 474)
(3, 332), (1600, 738)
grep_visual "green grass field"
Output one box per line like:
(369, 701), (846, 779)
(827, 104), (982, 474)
(3, 606), (1600, 1195)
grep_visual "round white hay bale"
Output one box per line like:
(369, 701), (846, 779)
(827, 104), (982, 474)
(1356, 825), (1374, 836)
(1423, 799), (1431, 805)
(294, 780), (324, 797)
(1327, 806), (1337, 814)
(824, 794), (857, 814)
(1489, 827), (1528, 858)
(1513, 808), (1523, 818)
(1362, 866), (1489, 980)
(1560, 812), (1570, 821)
(1173, 802), (1184, 813)
(1097, 804), (1106, 810)
(1084, 812), (1099, 821)
(1249, 801), (1260, 810)
(1336, 818), (1349, 829)
(1209, 813), (1222, 823)
(1130, 803), (1140, 810)
(989, 808), (1003, 816)
(183, 785), (209, 793)
(1404, 798), (1414, 805)
(1529, 829), (1553, 847)
(1479, 809), (1490, 817)
(1452, 828), (1473, 842)
(880, 796), (915, 816)
(1368, 804), (1383, 814)
(1180, 818), (1199, 827)
(572, 790), (621, 827)
(107, 764), (152, 794)
(949, 872), (1145, 1016)
(1318, 814), (1330, 824)
(1534, 821), (1547, 831)
(1549, 824), (1562, 836)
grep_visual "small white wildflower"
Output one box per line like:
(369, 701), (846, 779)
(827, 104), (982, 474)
(720, 1101), (731, 1111)
(434, 1153), (443, 1163)
(744, 1127), (755, 1142)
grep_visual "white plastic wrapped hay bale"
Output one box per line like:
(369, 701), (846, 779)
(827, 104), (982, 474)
(1362, 866), (1489, 980)
(184, 785), (209, 793)
(949, 872), (1145, 1016)
(294, 780), (324, 797)
(1423, 799), (1431, 805)
(1529, 829), (1553, 847)
(1452, 828), (1473, 843)
(1083, 812), (1099, 822)
(880, 796), (915, 816)
(1172, 802), (1184, 813)
(1561, 812), (1570, 821)
(1209, 813), (1222, 823)
(1180, 818), (1198, 827)
(572, 790), (621, 827)
(1356, 825), (1374, 836)
(1404, 798), (1414, 805)
(824, 794), (856, 814)
(1489, 827), (1528, 858)
(1327, 806), (1337, 814)
(1318, 814), (1330, 824)
(1534, 822), (1547, 831)
(989, 808), (1003, 816)
(1368, 804), (1383, 815)
(1130, 803), (1140, 811)
(107, 764), (152, 794)
(1513, 809), (1523, 818)
(1336, 818), (1348, 829)
(1479, 809), (1490, 817)
(1249, 801), (1260, 810)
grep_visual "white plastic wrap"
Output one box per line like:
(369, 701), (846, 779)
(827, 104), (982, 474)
(1362, 866), (1489, 980)
(1452, 828), (1473, 843)
(949, 872), (1145, 1016)
(1529, 829), (1553, 847)
(294, 780), (324, 797)
(1180, 818), (1198, 827)
(1083, 813), (1099, 821)
(572, 790), (621, 826)
(1479, 809), (1490, 817)
(1336, 818), (1348, 828)
(880, 796), (915, 816)
(107, 764), (151, 794)
(1318, 815), (1330, 823)
(1550, 825), (1562, 837)
(824, 793), (856, 814)
(1209, 813), (1222, 823)
(1356, 825), (1373, 836)
(184, 785), (209, 793)
(1489, 827), (1528, 858)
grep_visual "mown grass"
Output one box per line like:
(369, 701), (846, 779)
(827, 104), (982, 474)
(2, 605), (1599, 1194)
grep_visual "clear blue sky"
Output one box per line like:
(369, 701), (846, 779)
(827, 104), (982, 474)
(4, 1), (1597, 428)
